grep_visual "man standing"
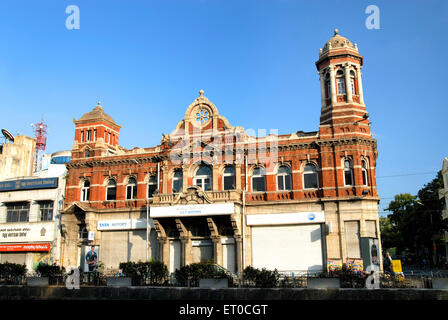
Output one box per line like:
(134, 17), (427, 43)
(85, 246), (97, 282)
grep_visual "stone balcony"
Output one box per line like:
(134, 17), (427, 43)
(152, 190), (243, 205)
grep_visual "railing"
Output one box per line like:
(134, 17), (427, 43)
(4, 269), (448, 288)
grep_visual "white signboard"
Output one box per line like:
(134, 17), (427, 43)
(150, 203), (234, 218)
(0, 222), (56, 243)
(246, 211), (325, 226)
(97, 219), (150, 231)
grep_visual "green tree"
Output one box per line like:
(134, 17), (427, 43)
(379, 216), (401, 252)
(384, 171), (447, 265)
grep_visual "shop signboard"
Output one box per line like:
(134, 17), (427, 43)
(0, 178), (58, 192)
(0, 243), (51, 252)
(0, 222), (55, 243)
(150, 203), (234, 218)
(97, 219), (148, 231)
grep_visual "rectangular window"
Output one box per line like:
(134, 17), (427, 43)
(337, 78), (345, 94)
(344, 170), (353, 186)
(106, 187), (116, 201)
(39, 201), (54, 221)
(6, 202), (30, 223)
(304, 173), (318, 189)
(252, 177), (266, 192)
(86, 130), (91, 141)
(224, 176), (235, 190)
(350, 78), (355, 95)
(148, 183), (157, 198)
(94, 129), (97, 141)
(80, 130), (84, 142)
(345, 221), (361, 258)
(173, 179), (182, 193)
(126, 185), (137, 200)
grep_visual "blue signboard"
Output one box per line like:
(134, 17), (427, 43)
(0, 178), (58, 192)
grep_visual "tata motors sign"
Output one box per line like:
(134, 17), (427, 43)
(0, 222), (56, 243)
(97, 219), (148, 231)
(150, 203), (234, 218)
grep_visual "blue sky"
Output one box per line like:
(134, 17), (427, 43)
(0, 0), (447, 215)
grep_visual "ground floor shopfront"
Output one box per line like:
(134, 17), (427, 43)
(61, 196), (382, 274)
(0, 221), (58, 272)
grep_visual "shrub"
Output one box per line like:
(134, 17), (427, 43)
(174, 261), (229, 287)
(242, 266), (280, 288)
(35, 262), (65, 278)
(319, 263), (366, 288)
(119, 261), (169, 286)
(0, 262), (27, 284)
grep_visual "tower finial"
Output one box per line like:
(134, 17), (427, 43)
(199, 89), (204, 97)
(334, 28), (339, 35)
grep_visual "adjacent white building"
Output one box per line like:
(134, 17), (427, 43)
(0, 150), (71, 272)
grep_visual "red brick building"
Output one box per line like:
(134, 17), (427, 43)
(61, 30), (381, 275)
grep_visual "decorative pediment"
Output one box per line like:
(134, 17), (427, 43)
(173, 185), (212, 205)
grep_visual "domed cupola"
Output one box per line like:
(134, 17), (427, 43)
(318, 29), (362, 62)
(315, 29), (370, 139)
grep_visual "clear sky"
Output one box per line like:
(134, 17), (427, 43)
(0, 0), (447, 215)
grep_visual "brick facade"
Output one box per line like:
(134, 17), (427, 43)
(60, 30), (381, 274)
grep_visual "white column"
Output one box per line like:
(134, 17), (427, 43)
(357, 66), (365, 105)
(344, 64), (353, 103)
(329, 66), (337, 105)
(319, 70), (326, 110)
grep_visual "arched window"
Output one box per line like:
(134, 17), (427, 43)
(362, 160), (369, 186)
(336, 69), (345, 94)
(106, 179), (117, 201)
(223, 165), (236, 190)
(194, 165), (212, 191)
(343, 160), (354, 186)
(172, 169), (183, 193)
(85, 149), (90, 158)
(252, 167), (266, 192)
(350, 70), (356, 95)
(277, 165), (292, 191)
(303, 163), (319, 189)
(147, 175), (158, 198)
(81, 180), (90, 202)
(126, 177), (137, 200)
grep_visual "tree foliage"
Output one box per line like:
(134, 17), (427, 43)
(382, 171), (447, 259)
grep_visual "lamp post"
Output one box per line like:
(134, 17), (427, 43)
(131, 158), (150, 262)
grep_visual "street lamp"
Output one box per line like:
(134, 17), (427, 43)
(131, 158), (150, 262)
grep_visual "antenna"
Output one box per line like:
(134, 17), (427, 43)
(31, 119), (47, 172)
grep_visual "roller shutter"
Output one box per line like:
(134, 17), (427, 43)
(251, 224), (324, 273)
